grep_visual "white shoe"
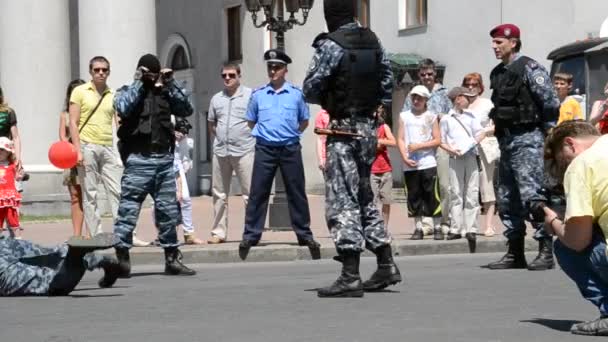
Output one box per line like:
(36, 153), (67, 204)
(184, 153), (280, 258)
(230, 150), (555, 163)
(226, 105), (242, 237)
(132, 236), (152, 247)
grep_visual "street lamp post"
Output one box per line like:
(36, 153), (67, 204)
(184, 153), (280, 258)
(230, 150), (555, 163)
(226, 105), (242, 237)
(244, 0), (314, 230)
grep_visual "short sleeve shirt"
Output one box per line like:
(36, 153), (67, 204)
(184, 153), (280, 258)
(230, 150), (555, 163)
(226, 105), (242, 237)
(207, 86), (255, 157)
(70, 82), (115, 146)
(0, 108), (17, 138)
(246, 82), (310, 146)
(564, 135), (608, 248)
(557, 96), (583, 125)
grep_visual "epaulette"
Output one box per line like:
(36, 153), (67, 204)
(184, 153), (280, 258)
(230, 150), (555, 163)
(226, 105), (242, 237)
(526, 58), (539, 70)
(251, 85), (268, 94)
(288, 83), (303, 93)
(312, 32), (329, 47)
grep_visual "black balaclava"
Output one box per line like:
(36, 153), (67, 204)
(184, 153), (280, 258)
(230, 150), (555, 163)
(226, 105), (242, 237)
(137, 54), (161, 88)
(324, 0), (355, 32)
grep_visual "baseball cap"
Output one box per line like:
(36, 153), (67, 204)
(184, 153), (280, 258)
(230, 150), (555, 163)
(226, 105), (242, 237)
(409, 85), (431, 98)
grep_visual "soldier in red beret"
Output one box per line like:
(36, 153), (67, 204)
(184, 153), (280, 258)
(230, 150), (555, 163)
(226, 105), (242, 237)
(486, 24), (561, 271)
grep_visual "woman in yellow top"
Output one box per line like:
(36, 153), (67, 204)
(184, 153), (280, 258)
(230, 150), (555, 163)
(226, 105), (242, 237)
(553, 73), (582, 125)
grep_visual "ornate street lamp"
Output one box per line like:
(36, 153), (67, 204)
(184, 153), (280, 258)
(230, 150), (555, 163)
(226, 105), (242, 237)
(243, 0), (315, 230)
(244, 0), (314, 52)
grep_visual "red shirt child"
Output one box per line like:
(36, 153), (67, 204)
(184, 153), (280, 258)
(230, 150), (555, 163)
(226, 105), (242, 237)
(0, 137), (21, 238)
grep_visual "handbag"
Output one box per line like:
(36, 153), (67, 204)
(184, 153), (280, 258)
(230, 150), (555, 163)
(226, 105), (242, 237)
(451, 114), (483, 172)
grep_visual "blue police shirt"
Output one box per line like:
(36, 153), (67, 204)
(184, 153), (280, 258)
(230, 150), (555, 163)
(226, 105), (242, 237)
(246, 82), (310, 146)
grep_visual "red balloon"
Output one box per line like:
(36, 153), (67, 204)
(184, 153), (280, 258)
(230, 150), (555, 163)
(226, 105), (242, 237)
(48, 141), (78, 169)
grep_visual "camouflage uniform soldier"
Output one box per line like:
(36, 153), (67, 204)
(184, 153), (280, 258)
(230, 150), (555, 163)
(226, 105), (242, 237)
(303, 0), (401, 297)
(0, 233), (120, 296)
(486, 24), (560, 270)
(113, 54), (195, 277)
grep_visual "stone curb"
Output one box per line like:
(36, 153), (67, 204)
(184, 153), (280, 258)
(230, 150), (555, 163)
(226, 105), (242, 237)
(100, 237), (539, 265)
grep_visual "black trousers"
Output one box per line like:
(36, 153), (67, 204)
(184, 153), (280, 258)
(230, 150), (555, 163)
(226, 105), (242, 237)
(403, 167), (441, 217)
(242, 143), (313, 242)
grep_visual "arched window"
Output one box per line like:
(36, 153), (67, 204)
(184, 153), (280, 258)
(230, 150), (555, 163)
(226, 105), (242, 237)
(171, 46), (189, 71)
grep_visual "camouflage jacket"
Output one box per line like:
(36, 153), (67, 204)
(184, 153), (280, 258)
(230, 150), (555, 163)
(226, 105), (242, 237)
(113, 79), (193, 120)
(302, 22), (393, 107)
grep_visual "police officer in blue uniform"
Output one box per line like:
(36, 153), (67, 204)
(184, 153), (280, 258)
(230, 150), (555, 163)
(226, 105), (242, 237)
(303, 0), (400, 297)
(239, 49), (321, 260)
(486, 24), (560, 271)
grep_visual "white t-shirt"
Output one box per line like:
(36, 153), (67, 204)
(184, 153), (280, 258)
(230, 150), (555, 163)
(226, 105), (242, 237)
(400, 110), (438, 171)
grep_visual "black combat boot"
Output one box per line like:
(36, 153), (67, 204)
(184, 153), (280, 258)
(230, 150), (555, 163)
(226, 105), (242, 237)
(164, 247), (196, 276)
(487, 237), (527, 269)
(47, 249), (87, 296)
(527, 237), (554, 271)
(317, 251), (363, 298)
(362, 245), (402, 292)
(97, 256), (122, 288)
(115, 247), (131, 278)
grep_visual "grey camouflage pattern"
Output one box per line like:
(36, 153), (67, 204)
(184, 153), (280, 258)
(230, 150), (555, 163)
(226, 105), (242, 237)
(496, 128), (548, 241)
(114, 79), (193, 120)
(302, 23), (393, 107)
(113, 153), (180, 249)
(0, 239), (105, 296)
(324, 119), (392, 252)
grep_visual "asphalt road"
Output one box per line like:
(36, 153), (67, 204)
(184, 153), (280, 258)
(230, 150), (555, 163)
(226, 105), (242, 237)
(1, 253), (606, 342)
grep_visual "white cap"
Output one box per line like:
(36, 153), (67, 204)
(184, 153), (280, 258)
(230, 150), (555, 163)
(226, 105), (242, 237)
(409, 85), (431, 98)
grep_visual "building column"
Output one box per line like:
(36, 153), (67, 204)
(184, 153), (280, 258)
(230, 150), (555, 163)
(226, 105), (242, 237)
(78, 0), (157, 89)
(0, 0), (71, 166)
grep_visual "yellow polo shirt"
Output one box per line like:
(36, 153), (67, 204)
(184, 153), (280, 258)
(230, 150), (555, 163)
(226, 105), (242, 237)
(69, 82), (115, 146)
(564, 135), (608, 246)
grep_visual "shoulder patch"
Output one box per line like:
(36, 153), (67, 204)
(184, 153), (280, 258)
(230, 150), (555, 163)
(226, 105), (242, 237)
(535, 76), (545, 85)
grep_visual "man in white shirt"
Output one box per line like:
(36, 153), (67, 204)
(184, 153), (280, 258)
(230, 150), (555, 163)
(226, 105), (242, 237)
(440, 87), (486, 251)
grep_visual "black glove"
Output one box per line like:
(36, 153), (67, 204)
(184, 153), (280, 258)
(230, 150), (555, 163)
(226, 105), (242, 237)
(527, 200), (546, 222)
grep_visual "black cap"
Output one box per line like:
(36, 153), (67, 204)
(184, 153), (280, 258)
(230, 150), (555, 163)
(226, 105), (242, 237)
(137, 53), (161, 73)
(264, 49), (292, 65)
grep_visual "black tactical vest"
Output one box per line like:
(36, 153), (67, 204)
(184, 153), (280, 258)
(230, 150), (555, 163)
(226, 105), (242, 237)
(323, 28), (383, 120)
(117, 89), (174, 156)
(489, 56), (542, 129)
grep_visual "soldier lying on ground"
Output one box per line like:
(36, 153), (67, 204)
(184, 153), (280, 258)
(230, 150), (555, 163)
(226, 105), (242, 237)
(0, 233), (121, 296)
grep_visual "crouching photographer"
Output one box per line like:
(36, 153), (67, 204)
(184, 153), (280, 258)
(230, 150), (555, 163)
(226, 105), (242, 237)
(541, 120), (608, 336)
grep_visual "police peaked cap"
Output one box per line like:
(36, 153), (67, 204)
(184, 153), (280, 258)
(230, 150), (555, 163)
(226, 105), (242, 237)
(264, 49), (292, 65)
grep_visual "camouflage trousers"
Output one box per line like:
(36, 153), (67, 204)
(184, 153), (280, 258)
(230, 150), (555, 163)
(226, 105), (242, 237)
(114, 153), (180, 249)
(496, 128), (548, 241)
(325, 120), (391, 253)
(0, 238), (104, 296)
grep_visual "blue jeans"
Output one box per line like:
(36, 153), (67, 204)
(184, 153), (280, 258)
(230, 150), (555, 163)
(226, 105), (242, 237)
(554, 231), (608, 316)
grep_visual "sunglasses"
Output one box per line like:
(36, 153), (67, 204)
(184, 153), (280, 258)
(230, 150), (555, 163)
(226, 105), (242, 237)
(221, 73), (238, 79)
(93, 67), (109, 74)
(419, 72), (435, 77)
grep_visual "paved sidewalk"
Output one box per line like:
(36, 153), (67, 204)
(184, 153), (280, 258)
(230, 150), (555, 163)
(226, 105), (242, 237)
(16, 195), (539, 264)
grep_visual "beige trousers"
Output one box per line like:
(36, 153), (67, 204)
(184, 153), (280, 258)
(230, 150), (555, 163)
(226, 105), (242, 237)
(447, 153), (480, 235)
(210, 151), (254, 239)
(77, 142), (122, 236)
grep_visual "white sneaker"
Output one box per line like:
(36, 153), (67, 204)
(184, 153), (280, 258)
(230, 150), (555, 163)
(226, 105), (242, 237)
(132, 236), (152, 247)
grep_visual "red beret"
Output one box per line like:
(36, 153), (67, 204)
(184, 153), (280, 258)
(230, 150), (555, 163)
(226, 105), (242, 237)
(490, 24), (520, 39)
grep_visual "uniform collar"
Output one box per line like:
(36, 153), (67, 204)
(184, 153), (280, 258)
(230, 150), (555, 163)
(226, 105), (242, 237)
(265, 82), (291, 94)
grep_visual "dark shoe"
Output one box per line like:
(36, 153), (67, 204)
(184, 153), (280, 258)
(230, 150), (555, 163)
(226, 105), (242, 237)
(487, 238), (527, 269)
(98, 257), (122, 288)
(318, 252), (363, 298)
(410, 229), (423, 240)
(298, 238), (321, 260)
(527, 237), (555, 271)
(239, 240), (258, 261)
(164, 247), (196, 276)
(115, 248), (131, 278)
(465, 233), (477, 253)
(433, 228), (445, 240)
(446, 232), (462, 240)
(362, 245), (402, 292)
(571, 316), (608, 336)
